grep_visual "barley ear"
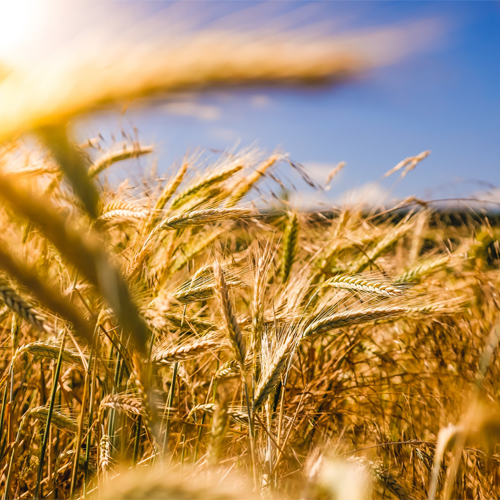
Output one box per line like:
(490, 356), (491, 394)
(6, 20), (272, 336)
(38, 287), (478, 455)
(280, 212), (299, 283)
(213, 261), (247, 371)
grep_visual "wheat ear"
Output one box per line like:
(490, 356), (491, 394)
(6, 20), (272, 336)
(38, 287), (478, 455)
(136, 160), (188, 238)
(151, 335), (221, 364)
(99, 433), (111, 474)
(89, 143), (153, 177)
(215, 359), (240, 379)
(324, 275), (404, 297)
(371, 462), (416, 500)
(302, 304), (450, 339)
(253, 332), (297, 412)
(353, 457), (416, 500)
(100, 209), (149, 223)
(395, 254), (450, 283)
(0, 282), (53, 334)
(98, 393), (144, 422)
(2, 341), (85, 388)
(19, 406), (79, 434)
(170, 163), (244, 209)
(100, 201), (149, 222)
(189, 403), (255, 428)
(253, 352), (291, 412)
(159, 207), (252, 230)
(145, 307), (215, 333)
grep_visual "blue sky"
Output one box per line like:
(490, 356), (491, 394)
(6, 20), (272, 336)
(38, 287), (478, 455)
(69, 1), (500, 207)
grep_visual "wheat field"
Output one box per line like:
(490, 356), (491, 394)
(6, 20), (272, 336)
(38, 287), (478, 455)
(0, 19), (499, 500)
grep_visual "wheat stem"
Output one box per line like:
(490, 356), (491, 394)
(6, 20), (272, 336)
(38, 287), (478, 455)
(34, 331), (66, 500)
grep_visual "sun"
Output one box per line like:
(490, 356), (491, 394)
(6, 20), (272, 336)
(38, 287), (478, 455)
(0, 0), (42, 64)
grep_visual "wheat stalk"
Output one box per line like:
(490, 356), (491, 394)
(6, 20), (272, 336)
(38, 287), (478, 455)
(207, 387), (231, 467)
(281, 212), (299, 283)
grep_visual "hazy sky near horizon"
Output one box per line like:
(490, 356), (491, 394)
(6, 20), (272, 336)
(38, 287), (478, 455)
(2, 0), (499, 208)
